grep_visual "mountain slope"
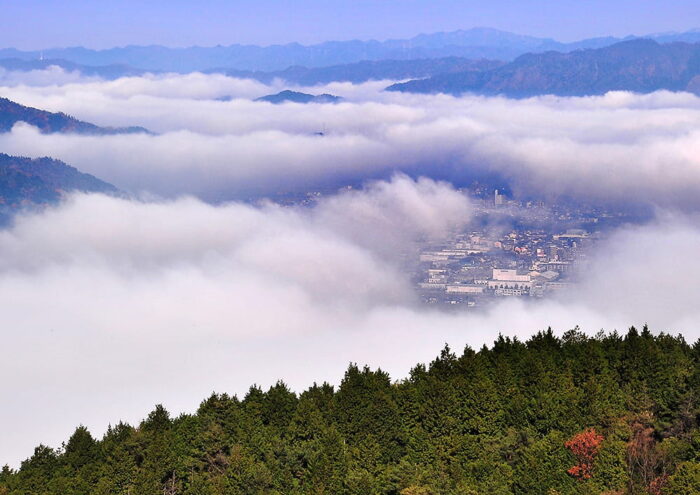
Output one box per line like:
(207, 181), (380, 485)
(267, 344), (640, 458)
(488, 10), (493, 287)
(0, 97), (149, 134)
(0, 153), (117, 208)
(387, 39), (700, 96)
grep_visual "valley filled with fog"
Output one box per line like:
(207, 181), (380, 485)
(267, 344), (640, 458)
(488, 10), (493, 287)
(1, 66), (700, 466)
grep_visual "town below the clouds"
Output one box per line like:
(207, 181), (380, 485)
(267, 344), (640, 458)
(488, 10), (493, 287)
(0, 94), (645, 308)
(0, 29), (689, 307)
(1, 20), (700, 495)
(269, 181), (642, 309)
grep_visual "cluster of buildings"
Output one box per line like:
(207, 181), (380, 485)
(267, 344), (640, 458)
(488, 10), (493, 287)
(267, 183), (640, 310)
(415, 190), (606, 307)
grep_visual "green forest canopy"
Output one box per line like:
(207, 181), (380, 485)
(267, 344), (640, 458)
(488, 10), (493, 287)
(1, 326), (699, 495)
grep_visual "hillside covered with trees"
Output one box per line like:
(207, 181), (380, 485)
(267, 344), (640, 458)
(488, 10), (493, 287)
(1, 327), (698, 495)
(0, 153), (117, 205)
(0, 97), (149, 135)
(0, 153), (118, 224)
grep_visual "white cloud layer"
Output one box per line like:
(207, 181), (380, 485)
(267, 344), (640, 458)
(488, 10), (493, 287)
(2, 70), (700, 468)
(0, 178), (699, 467)
(2, 72), (700, 205)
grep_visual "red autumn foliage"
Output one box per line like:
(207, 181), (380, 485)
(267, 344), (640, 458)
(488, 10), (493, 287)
(565, 428), (604, 480)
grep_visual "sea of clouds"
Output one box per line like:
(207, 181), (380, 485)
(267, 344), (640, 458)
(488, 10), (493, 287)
(3, 69), (700, 204)
(1, 67), (700, 466)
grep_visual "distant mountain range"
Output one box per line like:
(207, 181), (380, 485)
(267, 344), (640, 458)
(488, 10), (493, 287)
(0, 97), (149, 134)
(210, 57), (504, 85)
(0, 56), (503, 86)
(0, 58), (147, 79)
(387, 39), (700, 96)
(3, 27), (700, 72)
(254, 90), (342, 104)
(0, 153), (117, 216)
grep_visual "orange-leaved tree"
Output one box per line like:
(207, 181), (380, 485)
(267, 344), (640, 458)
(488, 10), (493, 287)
(565, 428), (604, 480)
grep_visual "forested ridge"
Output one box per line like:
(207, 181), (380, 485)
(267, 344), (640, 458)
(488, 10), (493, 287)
(2, 327), (699, 495)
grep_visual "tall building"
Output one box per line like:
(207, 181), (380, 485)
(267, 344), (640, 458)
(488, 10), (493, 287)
(494, 189), (505, 206)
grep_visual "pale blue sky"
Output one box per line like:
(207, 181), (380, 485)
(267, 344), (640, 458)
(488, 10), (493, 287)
(0, 0), (698, 49)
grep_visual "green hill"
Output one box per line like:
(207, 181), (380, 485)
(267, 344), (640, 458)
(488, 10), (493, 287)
(1, 326), (698, 495)
(0, 97), (149, 135)
(0, 153), (118, 223)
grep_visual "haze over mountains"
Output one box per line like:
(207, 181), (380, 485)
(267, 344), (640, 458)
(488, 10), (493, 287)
(0, 98), (126, 215)
(0, 58), (147, 79)
(0, 97), (149, 135)
(3, 27), (700, 72)
(210, 57), (503, 86)
(389, 39), (700, 96)
(0, 153), (117, 225)
(2, 28), (700, 99)
(3, 7), (700, 481)
(0, 153), (116, 204)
